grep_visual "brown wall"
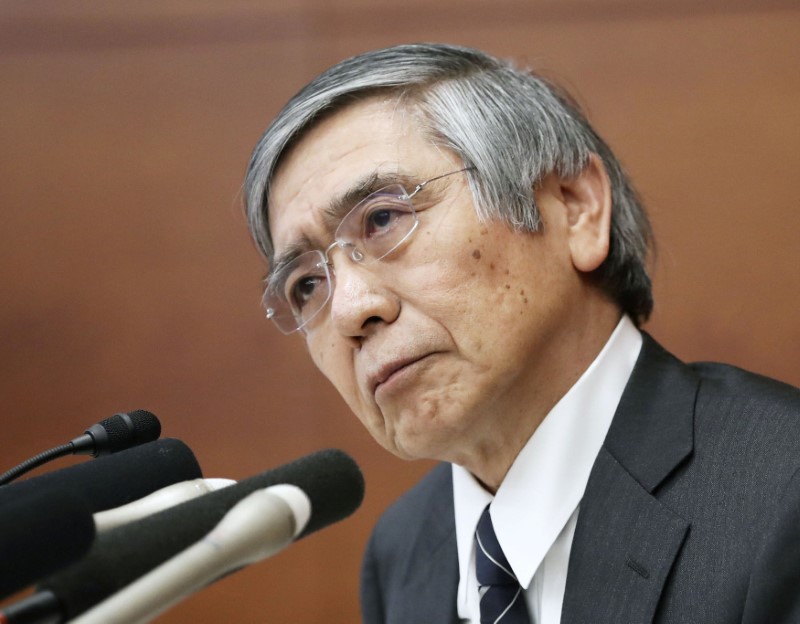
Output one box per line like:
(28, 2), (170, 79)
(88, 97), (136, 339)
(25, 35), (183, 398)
(1, 2), (798, 622)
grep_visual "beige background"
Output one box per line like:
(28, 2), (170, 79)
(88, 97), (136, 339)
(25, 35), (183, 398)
(1, 2), (798, 622)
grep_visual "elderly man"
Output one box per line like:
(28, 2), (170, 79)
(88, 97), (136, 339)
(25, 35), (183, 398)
(244, 44), (799, 623)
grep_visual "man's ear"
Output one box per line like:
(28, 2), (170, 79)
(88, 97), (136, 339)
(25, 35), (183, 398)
(560, 153), (612, 273)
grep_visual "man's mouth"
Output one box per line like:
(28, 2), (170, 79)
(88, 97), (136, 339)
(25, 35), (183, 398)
(369, 353), (436, 396)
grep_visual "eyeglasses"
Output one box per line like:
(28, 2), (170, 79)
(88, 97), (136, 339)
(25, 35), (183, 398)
(263, 166), (474, 334)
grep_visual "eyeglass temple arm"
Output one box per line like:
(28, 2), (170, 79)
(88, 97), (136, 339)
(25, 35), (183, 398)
(402, 166), (476, 200)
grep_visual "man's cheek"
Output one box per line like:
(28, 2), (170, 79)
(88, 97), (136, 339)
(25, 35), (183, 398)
(322, 359), (365, 413)
(309, 341), (341, 380)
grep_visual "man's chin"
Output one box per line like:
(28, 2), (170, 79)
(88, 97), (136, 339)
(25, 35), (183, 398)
(381, 426), (458, 464)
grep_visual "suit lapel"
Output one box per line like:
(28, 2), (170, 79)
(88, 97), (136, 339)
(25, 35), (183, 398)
(561, 335), (698, 624)
(561, 448), (690, 623)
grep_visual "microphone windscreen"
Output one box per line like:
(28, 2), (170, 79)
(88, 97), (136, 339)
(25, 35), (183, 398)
(99, 410), (161, 454)
(41, 449), (364, 620)
(0, 489), (95, 599)
(0, 439), (202, 514)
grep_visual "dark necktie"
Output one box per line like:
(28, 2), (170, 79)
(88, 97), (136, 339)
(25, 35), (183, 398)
(475, 505), (532, 624)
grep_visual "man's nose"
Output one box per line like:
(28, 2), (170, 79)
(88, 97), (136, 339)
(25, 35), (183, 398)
(327, 259), (399, 341)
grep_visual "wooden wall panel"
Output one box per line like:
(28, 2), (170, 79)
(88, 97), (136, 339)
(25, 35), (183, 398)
(1, 3), (798, 622)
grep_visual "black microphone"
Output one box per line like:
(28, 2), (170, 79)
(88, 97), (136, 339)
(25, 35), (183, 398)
(0, 438), (202, 514)
(0, 490), (95, 600)
(0, 410), (161, 485)
(7, 449), (364, 623)
(69, 410), (161, 457)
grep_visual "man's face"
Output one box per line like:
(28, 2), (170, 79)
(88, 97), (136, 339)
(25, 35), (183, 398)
(268, 98), (604, 469)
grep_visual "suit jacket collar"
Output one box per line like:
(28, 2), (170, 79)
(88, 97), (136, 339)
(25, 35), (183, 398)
(561, 333), (698, 623)
(603, 333), (697, 493)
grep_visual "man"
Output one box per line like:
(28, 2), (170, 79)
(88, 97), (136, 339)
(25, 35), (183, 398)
(244, 44), (800, 623)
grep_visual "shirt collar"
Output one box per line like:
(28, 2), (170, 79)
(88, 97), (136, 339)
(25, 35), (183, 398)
(453, 315), (642, 597)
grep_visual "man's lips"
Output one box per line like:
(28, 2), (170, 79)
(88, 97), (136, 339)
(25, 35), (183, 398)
(368, 353), (437, 395)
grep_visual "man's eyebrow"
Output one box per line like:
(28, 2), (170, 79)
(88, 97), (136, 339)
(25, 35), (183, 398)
(320, 170), (420, 233)
(267, 235), (315, 284)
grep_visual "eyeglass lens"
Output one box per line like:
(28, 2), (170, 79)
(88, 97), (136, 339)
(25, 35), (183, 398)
(264, 184), (417, 334)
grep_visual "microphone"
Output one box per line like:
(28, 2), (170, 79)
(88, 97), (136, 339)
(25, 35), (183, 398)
(0, 410), (161, 485)
(93, 478), (235, 533)
(7, 449), (363, 623)
(72, 485), (311, 623)
(0, 490), (95, 600)
(0, 439), (202, 514)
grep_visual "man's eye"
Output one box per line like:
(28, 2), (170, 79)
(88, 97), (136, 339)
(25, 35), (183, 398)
(289, 275), (324, 310)
(366, 208), (395, 232)
(362, 203), (411, 238)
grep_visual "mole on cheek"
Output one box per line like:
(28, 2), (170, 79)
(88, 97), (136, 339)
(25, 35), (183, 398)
(472, 249), (482, 260)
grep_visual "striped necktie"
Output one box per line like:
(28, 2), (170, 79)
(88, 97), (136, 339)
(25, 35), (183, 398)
(475, 505), (532, 624)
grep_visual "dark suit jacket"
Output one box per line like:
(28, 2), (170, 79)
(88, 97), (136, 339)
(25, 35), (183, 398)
(360, 335), (800, 623)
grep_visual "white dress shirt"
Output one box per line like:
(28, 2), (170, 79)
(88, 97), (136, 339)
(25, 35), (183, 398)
(453, 316), (642, 624)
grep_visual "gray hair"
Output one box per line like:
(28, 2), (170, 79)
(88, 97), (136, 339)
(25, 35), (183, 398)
(245, 43), (653, 322)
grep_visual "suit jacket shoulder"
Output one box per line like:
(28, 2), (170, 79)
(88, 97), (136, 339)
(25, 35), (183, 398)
(563, 335), (800, 624)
